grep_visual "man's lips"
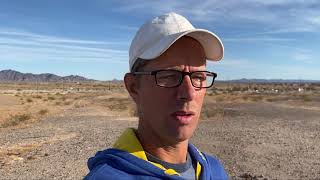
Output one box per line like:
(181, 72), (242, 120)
(172, 111), (195, 116)
(171, 111), (195, 124)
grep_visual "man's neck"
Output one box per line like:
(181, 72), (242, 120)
(136, 127), (189, 164)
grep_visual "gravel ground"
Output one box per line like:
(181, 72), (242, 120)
(1, 102), (320, 179)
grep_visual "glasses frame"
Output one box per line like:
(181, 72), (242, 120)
(133, 69), (217, 88)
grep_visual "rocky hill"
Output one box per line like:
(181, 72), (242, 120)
(0, 69), (93, 82)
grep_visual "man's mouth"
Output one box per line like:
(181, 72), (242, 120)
(171, 111), (195, 125)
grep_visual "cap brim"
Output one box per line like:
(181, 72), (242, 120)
(139, 29), (224, 62)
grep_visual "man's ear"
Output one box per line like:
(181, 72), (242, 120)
(124, 73), (139, 103)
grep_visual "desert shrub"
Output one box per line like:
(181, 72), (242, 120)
(74, 100), (87, 108)
(250, 95), (263, 102)
(101, 97), (135, 113)
(48, 96), (55, 100)
(301, 95), (312, 102)
(33, 95), (42, 99)
(265, 98), (274, 102)
(201, 103), (225, 119)
(1, 114), (32, 128)
(239, 87), (247, 92)
(26, 98), (33, 103)
(241, 95), (249, 101)
(215, 96), (225, 102)
(61, 96), (67, 101)
(38, 109), (49, 115)
(64, 101), (72, 105)
(231, 86), (242, 92)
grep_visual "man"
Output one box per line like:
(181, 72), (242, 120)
(85, 12), (228, 180)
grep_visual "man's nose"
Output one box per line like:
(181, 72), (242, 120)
(176, 75), (195, 101)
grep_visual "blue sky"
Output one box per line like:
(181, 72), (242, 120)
(0, 0), (319, 81)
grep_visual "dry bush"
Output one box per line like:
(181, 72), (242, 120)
(55, 101), (61, 106)
(73, 100), (88, 108)
(201, 102), (225, 120)
(1, 114), (32, 128)
(32, 95), (42, 99)
(98, 97), (136, 116)
(215, 96), (226, 102)
(26, 98), (33, 103)
(60, 96), (67, 101)
(301, 94), (312, 102)
(106, 97), (132, 111)
(249, 95), (263, 102)
(38, 109), (49, 115)
(64, 101), (72, 105)
(48, 96), (55, 100)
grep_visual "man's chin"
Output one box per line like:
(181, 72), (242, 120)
(167, 127), (195, 143)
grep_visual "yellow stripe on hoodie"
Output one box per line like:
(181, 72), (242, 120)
(113, 128), (202, 179)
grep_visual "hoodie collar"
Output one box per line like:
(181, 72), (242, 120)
(113, 128), (203, 178)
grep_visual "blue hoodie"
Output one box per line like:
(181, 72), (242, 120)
(85, 128), (228, 180)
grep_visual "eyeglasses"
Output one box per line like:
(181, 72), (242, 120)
(133, 69), (217, 88)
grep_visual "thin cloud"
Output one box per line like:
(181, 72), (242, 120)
(113, 0), (320, 33)
(0, 29), (128, 63)
(224, 37), (296, 42)
(114, 25), (139, 32)
(0, 29), (125, 45)
(208, 58), (258, 69)
(292, 51), (314, 64)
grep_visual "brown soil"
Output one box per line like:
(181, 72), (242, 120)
(0, 91), (319, 179)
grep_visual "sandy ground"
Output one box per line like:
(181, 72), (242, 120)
(0, 93), (320, 179)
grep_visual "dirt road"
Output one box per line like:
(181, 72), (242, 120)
(1, 102), (319, 179)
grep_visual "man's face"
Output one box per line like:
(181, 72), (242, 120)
(131, 37), (206, 144)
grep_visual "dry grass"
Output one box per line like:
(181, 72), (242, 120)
(0, 82), (319, 129)
(26, 98), (33, 103)
(38, 109), (49, 116)
(32, 95), (42, 99)
(97, 97), (137, 117)
(1, 113), (32, 128)
(47, 96), (55, 101)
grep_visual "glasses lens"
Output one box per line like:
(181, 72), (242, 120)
(191, 72), (215, 88)
(156, 70), (181, 87)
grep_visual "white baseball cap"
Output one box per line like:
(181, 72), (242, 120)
(129, 12), (224, 72)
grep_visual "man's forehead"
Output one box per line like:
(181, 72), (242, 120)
(163, 64), (206, 70)
(143, 37), (206, 69)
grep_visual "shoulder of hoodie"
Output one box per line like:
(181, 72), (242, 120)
(202, 152), (229, 179)
(84, 149), (168, 180)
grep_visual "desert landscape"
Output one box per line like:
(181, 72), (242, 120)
(0, 81), (319, 179)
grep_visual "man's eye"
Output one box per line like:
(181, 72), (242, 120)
(192, 74), (206, 81)
(158, 72), (179, 79)
(162, 74), (176, 78)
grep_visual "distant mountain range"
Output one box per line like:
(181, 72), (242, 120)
(0, 69), (319, 83)
(0, 69), (94, 82)
(218, 78), (320, 84)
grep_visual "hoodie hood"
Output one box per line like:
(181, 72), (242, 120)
(85, 128), (228, 180)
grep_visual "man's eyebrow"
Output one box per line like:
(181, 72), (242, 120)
(166, 66), (182, 70)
